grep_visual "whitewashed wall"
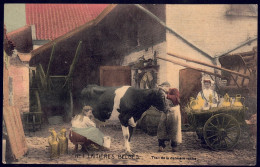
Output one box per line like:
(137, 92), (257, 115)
(165, 4), (258, 89)
(122, 42), (167, 85)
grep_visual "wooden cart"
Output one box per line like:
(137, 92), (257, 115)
(186, 105), (247, 150)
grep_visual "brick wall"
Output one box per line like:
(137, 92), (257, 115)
(8, 65), (29, 113)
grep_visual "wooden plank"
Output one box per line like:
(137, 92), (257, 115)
(3, 106), (28, 160)
(12, 107), (28, 154)
(230, 74), (240, 88)
(167, 52), (250, 79)
(46, 43), (56, 77)
(157, 56), (225, 79)
(179, 68), (202, 124)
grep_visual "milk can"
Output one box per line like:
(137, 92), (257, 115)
(233, 94), (244, 107)
(48, 128), (59, 158)
(58, 128), (68, 155)
(222, 93), (231, 107)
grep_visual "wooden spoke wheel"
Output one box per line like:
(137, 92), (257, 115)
(203, 113), (240, 150)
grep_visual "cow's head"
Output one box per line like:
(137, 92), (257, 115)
(152, 87), (168, 113)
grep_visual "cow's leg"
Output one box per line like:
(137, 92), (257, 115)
(128, 126), (134, 142)
(121, 125), (134, 155)
(74, 144), (78, 153)
(128, 117), (137, 142)
(119, 114), (135, 155)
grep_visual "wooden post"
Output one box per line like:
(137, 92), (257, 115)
(46, 43), (56, 77)
(63, 41), (82, 88)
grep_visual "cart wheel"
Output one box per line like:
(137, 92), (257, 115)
(203, 113), (240, 150)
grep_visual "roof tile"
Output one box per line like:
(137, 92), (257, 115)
(26, 4), (108, 40)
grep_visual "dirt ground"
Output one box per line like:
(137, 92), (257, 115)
(10, 122), (256, 166)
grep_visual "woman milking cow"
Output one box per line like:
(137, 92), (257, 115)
(69, 106), (110, 152)
(71, 83), (182, 154)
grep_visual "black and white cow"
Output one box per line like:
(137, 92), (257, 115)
(80, 84), (167, 154)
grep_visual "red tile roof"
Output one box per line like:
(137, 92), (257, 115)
(26, 4), (108, 40)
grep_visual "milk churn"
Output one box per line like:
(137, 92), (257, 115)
(233, 94), (244, 107)
(58, 128), (68, 155)
(222, 93), (231, 107)
(189, 97), (197, 109)
(197, 96), (205, 109)
(48, 128), (59, 158)
(190, 97), (204, 110)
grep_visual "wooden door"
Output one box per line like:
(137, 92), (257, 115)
(100, 66), (131, 86)
(179, 68), (202, 124)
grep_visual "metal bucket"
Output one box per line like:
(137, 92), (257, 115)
(103, 136), (111, 148)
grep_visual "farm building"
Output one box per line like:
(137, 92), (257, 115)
(4, 4), (110, 122)
(28, 4), (257, 122)
(4, 4), (108, 49)
(2, 4), (257, 165)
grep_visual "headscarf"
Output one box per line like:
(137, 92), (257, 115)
(168, 88), (180, 105)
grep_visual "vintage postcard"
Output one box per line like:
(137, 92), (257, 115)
(3, 3), (257, 165)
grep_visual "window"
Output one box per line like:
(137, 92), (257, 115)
(226, 4), (258, 17)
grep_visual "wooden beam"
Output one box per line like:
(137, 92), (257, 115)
(63, 41), (83, 88)
(167, 52), (250, 79)
(215, 37), (257, 58)
(157, 56), (225, 79)
(46, 43), (56, 77)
